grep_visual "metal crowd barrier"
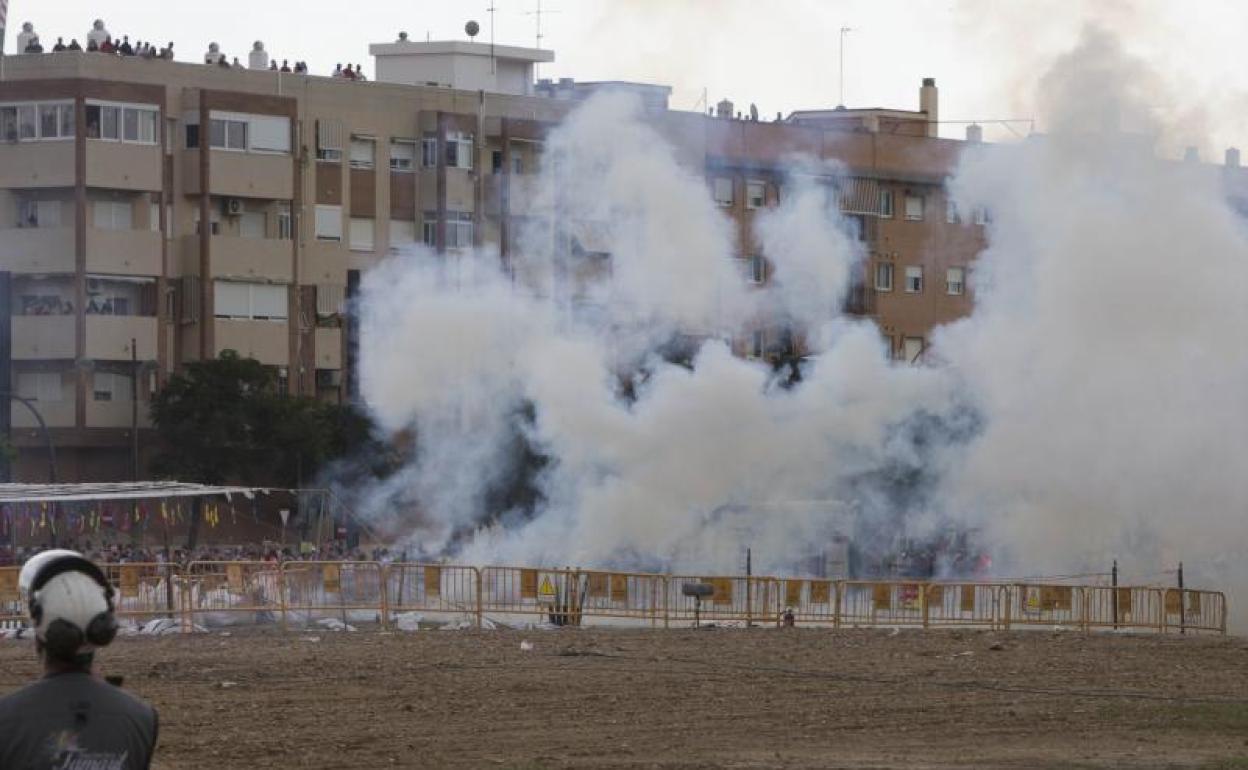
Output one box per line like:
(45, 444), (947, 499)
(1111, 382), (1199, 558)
(0, 561), (1229, 635)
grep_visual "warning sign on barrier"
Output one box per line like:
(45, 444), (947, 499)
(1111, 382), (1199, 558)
(119, 566), (140, 599)
(538, 575), (556, 603)
(0, 569), (17, 600)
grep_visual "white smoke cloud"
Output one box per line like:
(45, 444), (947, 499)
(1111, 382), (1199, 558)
(353, 31), (1248, 621)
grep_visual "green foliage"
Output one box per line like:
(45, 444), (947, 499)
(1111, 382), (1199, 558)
(150, 350), (379, 487)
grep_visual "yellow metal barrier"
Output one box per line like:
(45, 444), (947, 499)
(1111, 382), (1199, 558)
(282, 561), (386, 629)
(1162, 589), (1226, 635)
(0, 558), (1229, 636)
(183, 560), (286, 629)
(923, 583), (1008, 629)
(100, 562), (180, 622)
(838, 581), (930, 627)
(385, 563), (481, 627)
(1083, 585), (1164, 632)
(666, 575), (780, 626)
(1000, 584), (1089, 630)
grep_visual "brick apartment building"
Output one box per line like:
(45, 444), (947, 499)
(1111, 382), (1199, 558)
(0, 32), (990, 482)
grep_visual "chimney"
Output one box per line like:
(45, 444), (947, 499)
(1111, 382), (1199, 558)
(965, 123), (983, 143)
(1183, 146), (1199, 163)
(920, 78), (938, 138)
(1226, 147), (1240, 168)
(716, 98), (734, 119)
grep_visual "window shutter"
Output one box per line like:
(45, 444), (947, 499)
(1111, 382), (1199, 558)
(315, 205), (343, 240)
(316, 119), (343, 152)
(349, 218), (375, 250)
(316, 284), (345, 316)
(249, 116), (291, 153)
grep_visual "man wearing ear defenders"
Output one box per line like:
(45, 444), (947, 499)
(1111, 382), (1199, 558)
(0, 549), (158, 769)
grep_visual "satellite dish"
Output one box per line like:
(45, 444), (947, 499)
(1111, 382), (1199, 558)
(465, 20), (480, 39)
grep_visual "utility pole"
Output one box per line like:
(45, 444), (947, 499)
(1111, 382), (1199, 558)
(131, 337), (139, 480)
(838, 26), (854, 108)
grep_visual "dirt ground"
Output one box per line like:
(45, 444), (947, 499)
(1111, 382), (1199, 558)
(2, 627), (1248, 769)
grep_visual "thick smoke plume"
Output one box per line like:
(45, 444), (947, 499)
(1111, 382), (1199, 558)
(353, 26), (1247, 612)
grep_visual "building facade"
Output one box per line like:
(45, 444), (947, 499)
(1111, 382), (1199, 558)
(0, 47), (985, 482)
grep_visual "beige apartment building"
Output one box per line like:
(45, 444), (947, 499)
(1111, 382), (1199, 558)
(0, 39), (987, 482)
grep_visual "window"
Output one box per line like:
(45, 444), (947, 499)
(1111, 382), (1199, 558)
(93, 200), (133, 231)
(349, 137), (375, 169)
(213, 281), (288, 320)
(315, 205), (342, 241)
(946, 267), (965, 295)
(0, 101), (74, 141)
(879, 189), (894, 218)
(17, 372), (63, 402)
(946, 198), (960, 224)
(85, 102), (157, 144)
(421, 137), (438, 168)
(904, 194), (924, 221)
(240, 211), (266, 239)
(491, 149), (503, 174)
(193, 208), (221, 236)
(390, 140), (416, 171)
(85, 276), (151, 316)
(974, 206), (989, 225)
(209, 118), (247, 150)
(512, 154), (524, 174)
(746, 180), (766, 209)
(903, 337), (924, 364)
(744, 255), (766, 284)
(349, 218), (375, 251)
(389, 220), (416, 250)
(421, 212), (437, 246)
(904, 265), (923, 293)
(447, 211), (473, 249)
(276, 203), (293, 240)
(93, 372), (131, 402)
(149, 201), (161, 233)
(18, 200), (62, 228)
(445, 132), (474, 169)
(749, 329), (766, 359)
(713, 177), (734, 206)
(874, 262), (894, 292)
(247, 116), (290, 153)
(185, 123), (200, 148)
(316, 119), (343, 162)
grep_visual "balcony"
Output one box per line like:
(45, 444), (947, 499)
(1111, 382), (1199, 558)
(0, 227), (75, 273)
(12, 315), (75, 359)
(209, 235), (293, 282)
(86, 228), (161, 276)
(183, 150), (294, 200)
(842, 282), (877, 316)
(302, 240), (347, 285)
(86, 398), (153, 428)
(0, 141), (74, 188)
(12, 398), (76, 429)
(84, 315), (157, 361)
(214, 319), (289, 365)
(85, 141), (162, 191)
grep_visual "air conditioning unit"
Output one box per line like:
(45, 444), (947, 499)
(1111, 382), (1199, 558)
(316, 369), (343, 388)
(222, 198), (244, 217)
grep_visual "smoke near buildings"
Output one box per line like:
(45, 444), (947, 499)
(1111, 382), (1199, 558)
(351, 26), (1248, 609)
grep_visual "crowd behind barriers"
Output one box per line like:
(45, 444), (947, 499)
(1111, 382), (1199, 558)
(0, 541), (401, 568)
(11, 18), (369, 80)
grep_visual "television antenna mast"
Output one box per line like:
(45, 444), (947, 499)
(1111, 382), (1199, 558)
(487, 2), (498, 73)
(838, 26), (854, 108)
(524, 0), (559, 78)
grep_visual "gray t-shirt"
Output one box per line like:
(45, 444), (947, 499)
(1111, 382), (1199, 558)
(0, 671), (158, 770)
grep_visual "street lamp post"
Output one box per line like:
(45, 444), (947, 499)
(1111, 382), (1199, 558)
(0, 390), (58, 483)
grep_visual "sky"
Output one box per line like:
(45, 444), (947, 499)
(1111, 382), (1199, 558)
(12, 0), (1248, 151)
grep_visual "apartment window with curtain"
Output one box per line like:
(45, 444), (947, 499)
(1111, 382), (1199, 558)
(1, 101), (74, 142)
(713, 177), (734, 206)
(17, 372), (63, 402)
(946, 267), (965, 295)
(905, 265), (923, 293)
(421, 137), (438, 167)
(389, 139), (416, 171)
(746, 180), (766, 209)
(349, 218), (375, 251)
(349, 136), (376, 169)
(445, 132), (474, 169)
(875, 262), (894, 292)
(879, 189), (894, 218)
(446, 211), (474, 249)
(389, 220), (416, 250)
(18, 200), (62, 228)
(904, 194), (924, 221)
(93, 200), (133, 231)
(84, 102), (157, 144)
(421, 211), (437, 246)
(315, 205), (342, 241)
(213, 281), (288, 320)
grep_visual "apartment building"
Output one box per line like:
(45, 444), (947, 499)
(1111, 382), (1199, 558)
(0, 38), (984, 482)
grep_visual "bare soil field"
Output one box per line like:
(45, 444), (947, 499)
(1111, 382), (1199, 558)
(3, 627), (1248, 769)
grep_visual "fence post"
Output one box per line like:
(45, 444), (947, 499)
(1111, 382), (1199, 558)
(922, 584), (930, 629)
(663, 576), (670, 630)
(474, 567), (483, 630)
(833, 581), (841, 630)
(277, 563), (288, 631)
(1111, 559), (1118, 630)
(1079, 586), (1089, 632)
(1178, 562), (1185, 636)
(379, 562), (390, 631)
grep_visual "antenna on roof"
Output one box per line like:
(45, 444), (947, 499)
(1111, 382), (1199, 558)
(838, 26), (854, 108)
(525, 0), (560, 77)
(487, 2), (498, 74)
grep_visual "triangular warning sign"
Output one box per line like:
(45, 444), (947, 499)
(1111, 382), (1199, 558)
(539, 576), (556, 597)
